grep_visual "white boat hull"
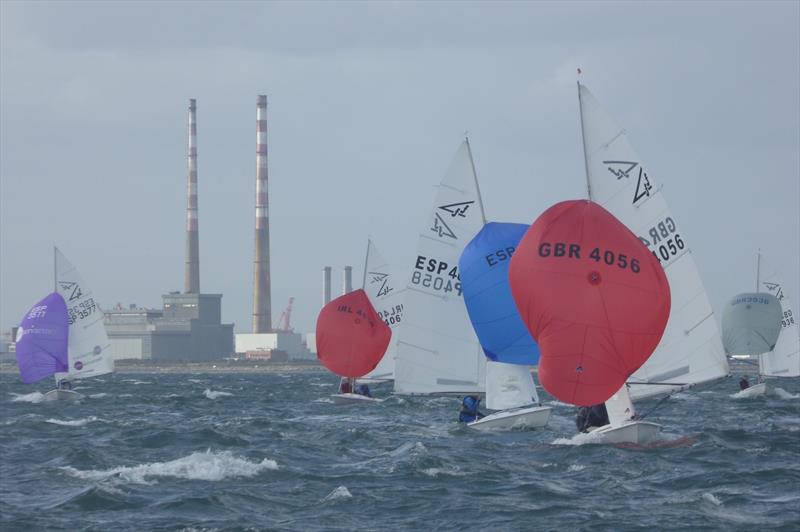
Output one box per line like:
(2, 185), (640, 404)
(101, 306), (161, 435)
(330, 393), (384, 406)
(468, 405), (552, 431)
(734, 382), (767, 398)
(586, 421), (662, 445)
(42, 389), (83, 402)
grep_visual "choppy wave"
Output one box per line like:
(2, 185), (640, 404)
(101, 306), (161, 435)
(10, 392), (44, 403)
(45, 416), (103, 427)
(702, 492), (723, 506)
(89, 393), (109, 399)
(322, 486), (352, 502)
(772, 387), (799, 399)
(61, 450), (277, 484)
(203, 389), (233, 399)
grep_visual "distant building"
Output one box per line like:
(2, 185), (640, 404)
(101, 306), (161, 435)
(235, 331), (315, 361)
(105, 293), (233, 361)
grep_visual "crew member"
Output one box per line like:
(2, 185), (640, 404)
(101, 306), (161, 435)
(459, 395), (485, 423)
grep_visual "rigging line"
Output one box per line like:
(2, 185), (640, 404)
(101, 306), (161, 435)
(637, 393), (672, 421)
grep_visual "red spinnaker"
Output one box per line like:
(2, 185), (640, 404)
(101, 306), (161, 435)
(316, 289), (392, 378)
(509, 200), (670, 406)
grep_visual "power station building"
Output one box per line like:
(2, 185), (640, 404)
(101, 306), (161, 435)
(104, 98), (233, 361)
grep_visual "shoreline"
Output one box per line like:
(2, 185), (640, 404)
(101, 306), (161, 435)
(0, 361), (327, 375)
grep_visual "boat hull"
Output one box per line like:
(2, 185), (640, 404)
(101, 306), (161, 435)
(330, 393), (384, 405)
(734, 382), (767, 398)
(468, 405), (552, 431)
(587, 421), (662, 444)
(42, 389), (83, 402)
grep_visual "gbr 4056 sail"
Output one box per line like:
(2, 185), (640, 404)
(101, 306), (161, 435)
(577, 82), (730, 400)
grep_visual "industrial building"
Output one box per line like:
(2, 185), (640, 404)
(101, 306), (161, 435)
(104, 98), (233, 361)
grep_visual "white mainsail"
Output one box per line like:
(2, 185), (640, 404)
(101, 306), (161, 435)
(484, 361), (538, 410)
(362, 239), (404, 381)
(53, 247), (113, 382)
(578, 83), (729, 400)
(393, 140), (487, 394)
(758, 256), (800, 377)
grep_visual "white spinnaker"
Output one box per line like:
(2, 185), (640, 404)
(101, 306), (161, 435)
(485, 361), (538, 410)
(759, 258), (800, 377)
(362, 239), (405, 380)
(53, 248), (113, 382)
(579, 83), (729, 400)
(393, 140), (487, 394)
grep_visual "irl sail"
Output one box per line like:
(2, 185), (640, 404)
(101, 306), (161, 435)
(53, 248), (113, 382)
(459, 222), (540, 366)
(15, 293), (69, 384)
(362, 239), (404, 381)
(578, 83), (729, 399)
(316, 289), (391, 378)
(722, 293), (782, 357)
(758, 258), (800, 377)
(509, 200), (671, 406)
(393, 140), (487, 394)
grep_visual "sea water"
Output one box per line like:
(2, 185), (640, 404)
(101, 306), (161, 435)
(1, 371), (798, 531)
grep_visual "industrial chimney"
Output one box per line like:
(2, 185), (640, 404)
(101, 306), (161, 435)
(342, 266), (353, 295)
(322, 266), (332, 306)
(252, 95), (273, 333)
(184, 98), (200, 294)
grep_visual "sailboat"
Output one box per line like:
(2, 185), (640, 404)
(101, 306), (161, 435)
(361, 239), (404, 383)
(509, 200), (671, 444)
(16, 247), (113, 401)
(316, 289), (391, 405)
(724, 252), (800, 397)
(392, 139), (487, 396)
(458, 222), (552, 430)
(575, 81), (730, 440)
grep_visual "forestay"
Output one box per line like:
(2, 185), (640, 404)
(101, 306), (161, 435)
(393, 140), (487, 395)
(758, 258), (800, 377)
(578, 83), (729, 399)
(53, 248), (113, 382)
(721, 293), (782, 356)
(362, 239), (404, 381)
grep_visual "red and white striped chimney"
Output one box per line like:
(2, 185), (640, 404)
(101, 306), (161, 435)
(184, 98), (200, 294)
(252, 95), (272, 332)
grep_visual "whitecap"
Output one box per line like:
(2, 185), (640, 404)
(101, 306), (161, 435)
(421, 467), (465, 477)
(322, 486), (352, 502)
(702, 492), (723, 506)
(568, 464), (586, 472)
(45, 416), (103, 427)
(387, 441), (427, 457)
(203, 389), (233, 399)
(10, 392), (44, 403)
(187, 379), (204, 384)
(88, 393), (108, 399)
(772, 387), (799, 400)
(61, 450), (277, 485)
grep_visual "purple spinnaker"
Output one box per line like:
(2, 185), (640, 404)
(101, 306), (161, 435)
(15, 293), (69, 384)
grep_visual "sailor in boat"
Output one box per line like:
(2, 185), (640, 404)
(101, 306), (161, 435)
(739, 376), (750, 390)
(339, 377), (353, 394)
(355, 383), (372, 398)
(458, 395), (485, 423)
(57, 379), (73, 391)
(576, 404), (610, 432)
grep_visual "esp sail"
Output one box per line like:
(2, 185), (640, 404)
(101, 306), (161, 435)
(15, 293), (69, 384)
(758, 257), (800, 377)
(578, 83), (729, 399)
(316, 289), (391, 378)
(509, 200), (671, 406)
(393, 140), (487, 394)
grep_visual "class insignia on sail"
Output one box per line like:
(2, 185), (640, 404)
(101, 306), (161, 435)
(508, 200), (671, 406)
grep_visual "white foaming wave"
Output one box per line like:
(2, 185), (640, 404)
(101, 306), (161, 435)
(123, 380), (151, 385)
(421, 467), (466, 478)
(702, 492), (723, 506)
(10, 392), (45, 403)
(387, 441), (427, 457)
(772, 387), (800, 400)
(45, 416), (103, 427)
(568, 464), (586, 472)
(61, 450), (277, 485)
(551, 432), (598, 446)
(89, 393), (108, 399)
(322, 486), (352, 502)
(187, 379), (204, 383)
(203, 389), (233, 399)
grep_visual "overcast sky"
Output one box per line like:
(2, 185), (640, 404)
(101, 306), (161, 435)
(1, 0), (798, 336)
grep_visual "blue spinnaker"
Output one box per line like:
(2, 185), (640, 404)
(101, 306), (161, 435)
(459, 222), (540, 365)
(16, 292), (69, 384)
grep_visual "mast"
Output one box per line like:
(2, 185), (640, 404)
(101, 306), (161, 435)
(361, 239), (371, 290)
(464, 136), (487, 225)
(756, 249), (761, 293)
(53, 246), (57, 292)
(577, 80), (592, 200)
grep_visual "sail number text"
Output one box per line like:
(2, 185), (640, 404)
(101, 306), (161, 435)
(68, 298), (97, 325)
(378, 304), (404, 326)
(782, 309), (795, 328)
(413, 256), (462, 295)
(638, 216), (685, 264)
(538, 243), (641, 273)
